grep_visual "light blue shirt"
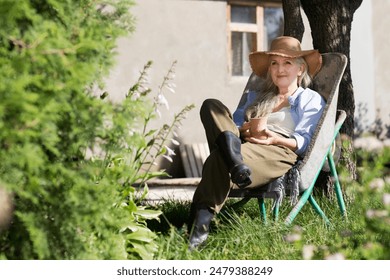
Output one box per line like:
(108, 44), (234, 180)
(232, 87), (325, 157)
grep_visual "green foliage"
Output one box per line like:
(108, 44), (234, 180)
(0, 0), (193, 260)
(97, 61), (194, 259)
(337, 147), (390, 259)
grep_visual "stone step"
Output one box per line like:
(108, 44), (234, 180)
(136, 178), (200, 203)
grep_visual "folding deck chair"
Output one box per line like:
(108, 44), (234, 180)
(227, 52), (348, 225)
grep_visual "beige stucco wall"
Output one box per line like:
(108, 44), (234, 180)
(350, 0), (376, 131)
(105, 0), (247, 145)
(372, 0), (390, 136)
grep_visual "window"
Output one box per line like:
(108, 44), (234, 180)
(227, 1), (284, 76)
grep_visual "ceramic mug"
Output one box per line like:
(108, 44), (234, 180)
(249, 117), (268, 140)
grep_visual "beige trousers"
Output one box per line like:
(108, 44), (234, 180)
(192, 99), (298, 213)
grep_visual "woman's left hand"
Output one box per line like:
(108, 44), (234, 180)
(244, 129), (280, 145)
(244, 129), (298, 151)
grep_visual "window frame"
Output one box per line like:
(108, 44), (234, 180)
(227, 0), (283, 76)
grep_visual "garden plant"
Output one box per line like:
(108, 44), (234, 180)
(0, 0), (193, 260)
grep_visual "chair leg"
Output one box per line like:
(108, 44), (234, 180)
(272, 203), (279, 222)
(327, 152), (347, 218)
(257, 197), (267, 225)
(284, 188), (312, 225)
(308, 195), (330, 225)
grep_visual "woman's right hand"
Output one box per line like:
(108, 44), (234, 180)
(239, 122), (251, 139)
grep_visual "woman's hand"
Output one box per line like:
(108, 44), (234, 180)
(239, 122), (276, 144)
(239, 121), (251, 139)
(244, 128), (279, 145)
(240, 125), (298, 151)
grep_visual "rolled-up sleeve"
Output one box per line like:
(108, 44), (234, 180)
(290, 89), (325, 156)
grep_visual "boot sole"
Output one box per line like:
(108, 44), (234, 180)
(231, 165), (252, 188)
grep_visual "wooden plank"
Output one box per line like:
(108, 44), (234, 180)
(179, 145), (192, 178)
(144, 178), (201, 187)
(180, 143), (210, 178)
(256, 6), (264, 51)
(191, 143), (203, 177)
(230, 22), (258, 33)
(186, 144), (199, 177)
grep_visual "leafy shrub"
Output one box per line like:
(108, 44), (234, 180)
(97, 61), (194, 259)
(0, 0), (193, 260)
(301, 147), (390, 260)
(348, 147), (390, 259)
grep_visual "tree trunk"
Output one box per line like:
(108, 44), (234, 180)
(300, 0), (362, 188)
(282, 0), (363, 193)
(282, 0), (304, 40)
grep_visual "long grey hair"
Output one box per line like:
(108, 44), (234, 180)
(245, 57), (312, 120)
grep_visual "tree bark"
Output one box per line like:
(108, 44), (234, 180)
(300, 0), (362, 184)
(282, 0), (304, 41)
(282, 0), (363, 193)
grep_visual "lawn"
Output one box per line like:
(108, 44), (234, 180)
(146, 148), (390, 260)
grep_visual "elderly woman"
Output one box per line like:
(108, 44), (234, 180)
(188, 36), (325, 249)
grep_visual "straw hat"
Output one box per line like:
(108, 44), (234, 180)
(249, 36), (322, 78)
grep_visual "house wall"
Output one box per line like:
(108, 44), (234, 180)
(104, 0), (389, 148)
(350, 0), (376, 132)
(105, 0), (246, 145)
(372, 0), (390, 136)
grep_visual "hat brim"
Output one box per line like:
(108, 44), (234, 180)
(249, 49), (322, 78)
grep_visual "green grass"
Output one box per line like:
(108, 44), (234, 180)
(147, 148), (390, 260)
(147, 192), (387, 260)
(149, 202), (338, 259)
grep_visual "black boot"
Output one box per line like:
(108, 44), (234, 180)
(215, 131), (252, 188)
(188, 208), (214, 250)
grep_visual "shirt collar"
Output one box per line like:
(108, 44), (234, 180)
(288, 87), (304, 106)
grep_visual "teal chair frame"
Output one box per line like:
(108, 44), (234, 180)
(227, 53), (348, 226)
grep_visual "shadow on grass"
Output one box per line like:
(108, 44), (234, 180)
(146, 200), (192, 233)
(146, 198), (267, 235)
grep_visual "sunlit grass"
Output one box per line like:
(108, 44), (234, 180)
(148, 147), (389, 260)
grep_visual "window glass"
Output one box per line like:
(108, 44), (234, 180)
(232, 32), (256, 76)
(231, 5), (256, 24)
(229, 4), (284, 77)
